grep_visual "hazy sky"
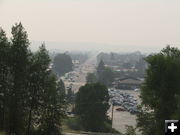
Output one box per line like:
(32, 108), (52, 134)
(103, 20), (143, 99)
(0, 0), (180, 52)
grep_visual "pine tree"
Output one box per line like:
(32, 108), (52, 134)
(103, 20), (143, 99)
(26, 44), (51, 135)
(97, 60), (105, 75)
(67, 87), (73, 103)
(0, 28), (11, 131)
(8, 22), (30, 135)
(37, 74), (66, 135)
(32, 45), (66, 135)
(98, 67), (114, 87)
(0, 23), (67, 135)
(58, 79), (66, 96)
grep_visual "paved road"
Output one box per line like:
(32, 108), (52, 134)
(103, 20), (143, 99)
(62, 53), (97, 93)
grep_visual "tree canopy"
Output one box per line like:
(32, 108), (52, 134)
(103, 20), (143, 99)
(0, 23), (66, 135)
(136, 46), (180, 135)
(98, 67), (114, 87)
(53, 53), (73, 76)
(86, 72), (97, 84)
(75, 83), (110, 132)
(97, 60), (105, 75)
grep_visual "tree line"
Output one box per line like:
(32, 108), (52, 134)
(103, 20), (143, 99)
(0, 23), (66, 135)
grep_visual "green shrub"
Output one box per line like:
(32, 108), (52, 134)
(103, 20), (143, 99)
(124, 125), (137, 135)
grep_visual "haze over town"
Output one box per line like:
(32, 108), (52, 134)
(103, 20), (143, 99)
(0, 0), (180, 53)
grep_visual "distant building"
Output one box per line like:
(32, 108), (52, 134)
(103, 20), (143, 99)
(113, 77), (143, 90)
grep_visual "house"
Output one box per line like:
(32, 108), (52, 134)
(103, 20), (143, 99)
(114, 77), (143, 90)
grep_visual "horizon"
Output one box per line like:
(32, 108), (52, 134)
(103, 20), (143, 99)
(1, 0), (180, 53)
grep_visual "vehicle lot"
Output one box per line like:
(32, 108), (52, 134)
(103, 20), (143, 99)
(108, 90), (140, 134)
(109, 89), (138, 114)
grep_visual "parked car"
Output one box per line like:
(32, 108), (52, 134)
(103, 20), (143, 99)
(134, 88), (140, 92)
(116, 107), (126, 111)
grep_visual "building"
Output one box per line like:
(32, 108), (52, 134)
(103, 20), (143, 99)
(114, 77), (143, 90)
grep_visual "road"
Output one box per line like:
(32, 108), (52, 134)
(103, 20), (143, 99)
(62, 53), (97, 93)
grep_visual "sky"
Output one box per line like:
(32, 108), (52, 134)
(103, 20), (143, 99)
(0, 0), (180, 53)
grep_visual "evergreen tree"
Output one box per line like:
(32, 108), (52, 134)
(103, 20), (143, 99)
(97, 60), (105, 75)
(0, 28), (11, 131)
(0, 23), (67, 135)
(98, 67), (114, 87)
(29, 44), (66, 135)
(26, 44), (51, 135)
(37, 74), (66, 135)
(67, 87), (73, 103)
(8, 22), (30, 135)
(58, 79), (65, 96)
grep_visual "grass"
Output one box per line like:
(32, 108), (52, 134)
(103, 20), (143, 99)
(62, 116), (121, 134)
(62, 117), (83, 134)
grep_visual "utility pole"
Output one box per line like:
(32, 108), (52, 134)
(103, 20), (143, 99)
(111, 103), (114, 128)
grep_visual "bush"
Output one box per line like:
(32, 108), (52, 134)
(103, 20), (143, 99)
(124, 125), (137, 135)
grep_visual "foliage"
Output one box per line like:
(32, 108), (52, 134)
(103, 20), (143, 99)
(58, 79), (66, 96)
(64, 117), (83, 131)
(0, 23), (66, 135)
(97, 52), (147, 78)
(98, 67), (114, 87)
(0, 28), (11, 132)
(68, 52), (89, 64)
(63, 116), (120, 134)
(97, 51), (143, 67)
(8, 22), (31, 135)
(97, 60), (105, 75)
(36, 74), (66, 135)
(123, 125), (137, 135)
(67, 87), (74, 104)
(96, 60), (114, 87)
(136, 46), (180, 135)
(86, 72), (97, 84)
(53, 53), (73, 76)
(135, 58), (147, 77)
(75, 83), (110, 132)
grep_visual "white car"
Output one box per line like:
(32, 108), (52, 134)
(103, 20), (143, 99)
(134, 88), (140, 92)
